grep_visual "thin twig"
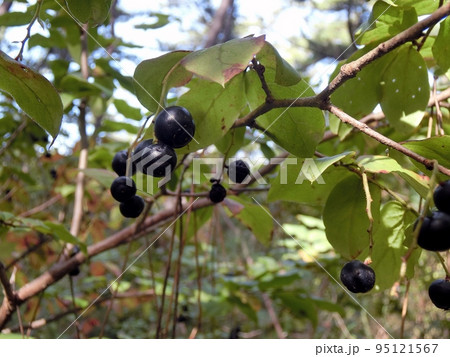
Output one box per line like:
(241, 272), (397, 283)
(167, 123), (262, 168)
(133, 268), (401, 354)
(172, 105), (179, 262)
(0, 119), (27, 157)
(400, 279), (410, 338)
(329, 105), (450, 176)
(19, 194), (63, 218)
(361, 170), (374, 259)
(261, 293), (285, 339)
(15, 0), (44, 61)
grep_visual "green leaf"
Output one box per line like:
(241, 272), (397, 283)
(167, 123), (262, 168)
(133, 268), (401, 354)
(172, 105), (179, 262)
(181, 35), (266, 86)
(246, 70), (325, 157)
(100, 119), (139, 135)
(60, 74), (102, 97)
(0, 333), (33, 339)
(0, 11), (34, 27)
(311, 298), (345, 317)
(0, 50), (63, 138)
(357, 155), (429, 198)
(256, 41), (301, 86)
(380, 45), (429, 133)
(65, 0), (112, 26)
(371, 201), (417, 290)
(323, 175), (381, 259)
(134, 51), (191, 112)
(432, 17), (450, 73)
(330, 45), (391, 118)
(215, 127), (246, 157)
(176, 76), (247, 152)
(396, 0), (439, 15)
(403, 136), (450, 178)
(276, 292), (318, 326)
(357, 1), (418, 45)
(226, 197), (273, 246)
(268, 165), (352, 206)
(134, 13), (171, 30)
(113, 99), (142, 120)
(82, 168), (117, 187)
(44, 222), (86, 252)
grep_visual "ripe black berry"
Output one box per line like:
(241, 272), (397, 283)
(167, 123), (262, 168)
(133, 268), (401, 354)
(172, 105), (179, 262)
(69, 266), (80, 276)
(340, 260), (376, 293)
(227, 159), (250, 184)
(112, 150), (136, 177)
(120, 195), (145, 218)
(433, 180), (450, 214)
(110, 176), (137, 202)
(134, 139), (153, 155)
(417, 211), (450, 252)
(69, 246), (81, 277)
(428, 279), (450, 310)
(209, 183), (227, 203)
(133, 142), (177, 177)
(154, 106), (195, 148)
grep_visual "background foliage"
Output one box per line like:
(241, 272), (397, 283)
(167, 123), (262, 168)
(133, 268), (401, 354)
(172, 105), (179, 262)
(0, 0), (449, 339)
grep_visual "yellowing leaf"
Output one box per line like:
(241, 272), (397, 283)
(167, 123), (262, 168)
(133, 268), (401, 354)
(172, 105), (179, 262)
(181, 35), (266, 86)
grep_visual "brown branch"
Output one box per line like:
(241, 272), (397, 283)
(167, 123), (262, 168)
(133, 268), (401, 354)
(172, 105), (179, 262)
(328, 105), (450, 176)
(0, 1), (12, 16)
(2, 290), (155, 334)
(261, 293), (285, 339)
(0, 263), (16, 303)
(15, 0), (44, 61)
(0, 198), (211, 328)
(204, 0), (235, 48)
(67, 24), (90, 255)
(5, 235), (51, 270)
(0, 119), (27, 157)
(0, 262), (16, 325)
(320, 3), (450, 99)
(19, 194), (63, 218)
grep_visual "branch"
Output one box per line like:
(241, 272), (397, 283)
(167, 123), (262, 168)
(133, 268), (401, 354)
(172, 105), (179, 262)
(2, 290), (155, 334)
(67, 24), (90, 252)
(0, 198), (211, 328)
(0, 263), (16, 326)
(204, 0), (235, 48)
(15, 0), (44, 61)
(328, 105), (450, 176)
(0, 263), (15, 303)
(0, 119), (27, 157)
(319, 3), (450, 99)
(19, 194), (63, 218)
(0, 1), (12, 16)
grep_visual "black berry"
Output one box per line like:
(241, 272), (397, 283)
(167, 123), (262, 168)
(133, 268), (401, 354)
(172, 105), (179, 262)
(112, 150), (136, 177)
(69, 266), (80, 276)
(154, 106), (195, 148)
(134, 139), (154, 155)
(227, 159), (250, 184)
(69, 246), (81, 277)
(417, 211), (450, 252)
(433, 180), (450, 214)
(110, 176), (137, 202)
(209, 183), (227, 203)
(340, 260), (376, 293)
(133, 142), (177, 177)
(428, 279), (450, 310)
(119, 195), (145, 218)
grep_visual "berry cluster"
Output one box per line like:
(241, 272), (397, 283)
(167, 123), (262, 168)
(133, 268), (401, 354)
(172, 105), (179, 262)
(110, 106), (195, 218)
(416, 180), (450, 310)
